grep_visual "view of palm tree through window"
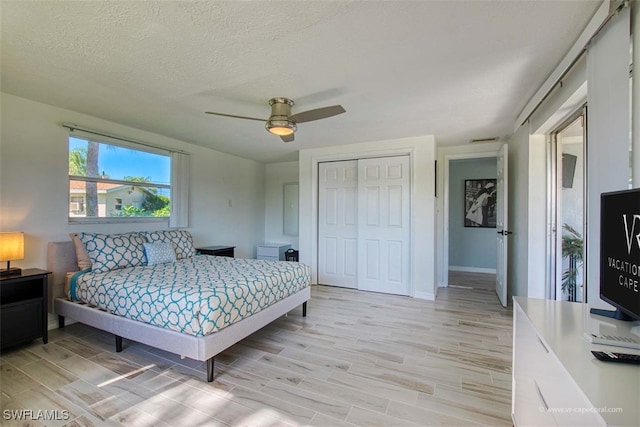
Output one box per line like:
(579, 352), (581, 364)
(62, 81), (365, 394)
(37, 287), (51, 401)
(68, 137), (171, 220)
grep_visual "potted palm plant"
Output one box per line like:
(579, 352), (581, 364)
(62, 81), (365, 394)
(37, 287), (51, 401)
(562, 224), (583, 302)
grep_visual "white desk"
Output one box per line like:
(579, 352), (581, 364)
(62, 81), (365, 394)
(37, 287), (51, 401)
(513, 297), (640, 426)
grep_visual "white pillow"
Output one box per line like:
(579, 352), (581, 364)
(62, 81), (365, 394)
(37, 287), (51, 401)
(144, 242), (177, 265)
(140, 230), (195, 259)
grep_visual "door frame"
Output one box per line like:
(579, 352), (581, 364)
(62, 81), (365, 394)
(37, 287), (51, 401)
(546, 107), (587, 301)
(442, 151), (498, 287)
(309, 147), (415, 295)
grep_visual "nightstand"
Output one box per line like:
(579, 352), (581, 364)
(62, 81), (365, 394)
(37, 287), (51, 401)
(1, 268), (50, 349)
(256, 243), (291, 261)
(196, 245), (235, 258)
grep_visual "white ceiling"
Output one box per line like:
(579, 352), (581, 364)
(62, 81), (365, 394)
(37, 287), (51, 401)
(1, 1), (601, 163)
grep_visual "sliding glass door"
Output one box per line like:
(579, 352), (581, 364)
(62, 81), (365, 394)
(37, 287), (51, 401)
(548, 110), (586, 302)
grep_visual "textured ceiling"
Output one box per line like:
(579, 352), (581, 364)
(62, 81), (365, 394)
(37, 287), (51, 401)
(1, 1), (601, 163)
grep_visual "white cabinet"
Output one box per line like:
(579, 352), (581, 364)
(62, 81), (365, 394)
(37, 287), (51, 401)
(513, 297), (640, 426)
(256, 243), (291, 261)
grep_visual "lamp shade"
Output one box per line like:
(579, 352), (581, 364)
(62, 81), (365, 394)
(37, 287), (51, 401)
(266, 118), (296, 136)
(0, 232), (25, 261)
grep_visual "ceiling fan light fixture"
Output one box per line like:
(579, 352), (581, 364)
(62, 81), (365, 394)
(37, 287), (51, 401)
(206, 96), (344, 142)
(266, 118), (296, 136)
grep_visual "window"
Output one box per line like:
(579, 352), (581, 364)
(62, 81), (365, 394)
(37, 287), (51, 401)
(69, 136), (171, 222)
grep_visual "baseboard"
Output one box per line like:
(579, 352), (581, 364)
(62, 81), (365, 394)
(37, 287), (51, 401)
(449, 266), (496, 274)
(47, 313), (58, 330)
(414, 291), (435, 301)
(47, 313), (76, 330)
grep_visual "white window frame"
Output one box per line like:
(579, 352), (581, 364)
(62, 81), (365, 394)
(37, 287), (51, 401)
(66, 127), (188, 226)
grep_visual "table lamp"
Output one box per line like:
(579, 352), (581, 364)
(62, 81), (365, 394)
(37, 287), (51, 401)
(0, 232), (24, 277)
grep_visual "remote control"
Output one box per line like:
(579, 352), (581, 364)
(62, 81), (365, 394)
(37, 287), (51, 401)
(591, 350), (640, 365)
(588, 334), (640, 350)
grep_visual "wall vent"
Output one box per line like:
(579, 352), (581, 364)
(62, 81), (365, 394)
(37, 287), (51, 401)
(470, 137), (499, 143)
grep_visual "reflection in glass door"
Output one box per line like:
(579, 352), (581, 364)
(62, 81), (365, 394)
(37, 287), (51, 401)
(551, 112), (586, 302)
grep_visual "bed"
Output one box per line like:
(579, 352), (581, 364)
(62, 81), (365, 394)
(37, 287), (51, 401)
(47, 233), (310, 382)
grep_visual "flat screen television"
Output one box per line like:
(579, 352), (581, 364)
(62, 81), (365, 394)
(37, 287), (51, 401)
(562, 153), (577, 189)
(591, 188), (640, 321)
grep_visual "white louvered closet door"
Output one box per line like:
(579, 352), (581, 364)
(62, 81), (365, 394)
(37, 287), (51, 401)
(318, 156), (411, 296)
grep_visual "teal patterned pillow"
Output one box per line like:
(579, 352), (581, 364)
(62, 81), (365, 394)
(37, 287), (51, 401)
(78, 232), (147, 273)
(144, 242), (176, 265)
(141, 230), (195, 259)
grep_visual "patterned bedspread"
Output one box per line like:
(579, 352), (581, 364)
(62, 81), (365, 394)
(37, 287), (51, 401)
(69, 255), (310, 336)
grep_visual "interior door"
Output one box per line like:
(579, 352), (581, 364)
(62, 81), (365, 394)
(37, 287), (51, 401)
(318, 160), (358, 288)
(357, 156), (411, 295)
(496, 144), (509, 307)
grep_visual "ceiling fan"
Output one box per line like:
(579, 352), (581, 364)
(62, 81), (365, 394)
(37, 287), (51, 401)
(205, 97), (345, 142)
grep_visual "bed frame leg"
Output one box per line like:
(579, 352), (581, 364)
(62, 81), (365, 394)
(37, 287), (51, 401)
(302, 301), (307, 317)
(115, 335), (123, 352)
(58, 315), (65, 329)
(207, 357), (215, 382)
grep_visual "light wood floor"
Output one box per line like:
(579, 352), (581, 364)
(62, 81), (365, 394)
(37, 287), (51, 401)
(1, 284), (513, 426)
(448, 271), (496, 292)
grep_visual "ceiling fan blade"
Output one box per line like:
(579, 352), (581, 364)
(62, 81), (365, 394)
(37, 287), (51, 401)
(290, 105), (345, 123)
(205, 111), (265, 122)
(281, 133), (295, 143)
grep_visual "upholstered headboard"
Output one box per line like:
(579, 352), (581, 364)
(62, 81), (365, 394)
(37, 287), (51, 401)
(46, 241), (78, 311)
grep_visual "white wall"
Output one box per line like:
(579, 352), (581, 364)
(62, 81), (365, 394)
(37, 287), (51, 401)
(506, 7), (633, 306)
(507, 126), (529, 296)
(264, 161), (299, 249)
(527, 134), (547, 298)
(0, 93), (266, 268)
(585, 6), (632, 310)
(507, 125), (531, 299)
(299, 136), (437, 299)
(506, 122), (552, 301)
(523, 43), (587, 303)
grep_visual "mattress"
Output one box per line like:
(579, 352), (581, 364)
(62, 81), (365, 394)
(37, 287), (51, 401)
(69, 255), (310, 336)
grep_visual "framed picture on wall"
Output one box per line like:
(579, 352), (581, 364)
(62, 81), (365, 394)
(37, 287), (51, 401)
(464, 179), (497, 228)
